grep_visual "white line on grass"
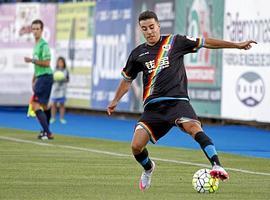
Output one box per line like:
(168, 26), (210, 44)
(1, 136), (270, 176)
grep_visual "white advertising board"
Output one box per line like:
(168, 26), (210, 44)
(222, 0), (270, 122)
(0, 3), (56, 105)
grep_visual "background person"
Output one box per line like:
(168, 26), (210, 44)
(24, 19), (54, 140)
(50, 57), (69, 124)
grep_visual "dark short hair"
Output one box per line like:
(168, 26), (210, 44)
(56, 56), (66, 69)
(31, 19), (44, 30)
(138, 10), (159, 23)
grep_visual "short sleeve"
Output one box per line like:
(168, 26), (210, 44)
(121, 52), (140, 81)
(174, 34), (204, 55)
(41, 44), (51, 60)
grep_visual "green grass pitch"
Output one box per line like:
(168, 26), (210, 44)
(0, 128), (269, 200)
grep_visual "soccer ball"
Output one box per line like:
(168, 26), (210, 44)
(53, 71), (65, 81)
(192, 168), (219, 193)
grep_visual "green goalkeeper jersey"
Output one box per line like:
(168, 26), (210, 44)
(33, 38), (53, 77)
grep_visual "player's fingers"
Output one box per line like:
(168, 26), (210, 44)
(107, 108), (111, 115)
(243, 43), (253, 50)
(250, 40), (257, 44)
(107, 106), (114, 115)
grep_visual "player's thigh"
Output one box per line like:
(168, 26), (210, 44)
(33, 75), (53, 105)
(138, 104), (172, 144)
(172, 101), (202, 137)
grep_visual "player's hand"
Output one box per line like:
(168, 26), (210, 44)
(238, 40), (257, 50)
(24, 57), (32, 63)
(107, 101), (118, 116)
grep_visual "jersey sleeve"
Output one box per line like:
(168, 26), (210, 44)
(121, 52), (140, 81)
(41, 44), (51, 60)
(174, 34), (204, 55)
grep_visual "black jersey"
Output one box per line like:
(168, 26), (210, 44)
(122, 34), (204, 107)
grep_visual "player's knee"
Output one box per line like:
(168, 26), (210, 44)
(32, 102), (40, 111)
(41, 104), (48, 110)
(131, 142), (144, 154)
(182, 122), (202, 136)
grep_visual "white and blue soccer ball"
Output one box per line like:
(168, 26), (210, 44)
(192, 168), (219, 193)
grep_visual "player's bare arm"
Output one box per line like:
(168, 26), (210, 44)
(24, 57), (50, 67)
(107, 79), (132, 115)
(203, 38), (257, 50)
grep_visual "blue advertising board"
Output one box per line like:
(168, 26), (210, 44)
(91, 0), (133, 111)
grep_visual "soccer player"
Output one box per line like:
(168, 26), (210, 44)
(24, 19), (54, 140)
(107, 10), (257, 191)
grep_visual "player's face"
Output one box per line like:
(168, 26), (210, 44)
(139, 18), (161, 46)
(31, 23), (42, 40)
(57, 59), (65, 69)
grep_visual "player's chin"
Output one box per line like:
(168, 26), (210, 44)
(147, 37), (157, 44)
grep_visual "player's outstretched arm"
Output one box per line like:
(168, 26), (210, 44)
(107, 79), (132, 115)
(203, 38), (257, 50)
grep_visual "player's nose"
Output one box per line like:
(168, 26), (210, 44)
(146, 29), (152, 35)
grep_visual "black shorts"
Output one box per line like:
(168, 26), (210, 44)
(137, 100), (200, 143)
(33, 74), (53, 104)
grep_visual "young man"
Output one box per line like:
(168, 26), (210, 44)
(24, 19), (54, 140)
(107, 10), (256, 191)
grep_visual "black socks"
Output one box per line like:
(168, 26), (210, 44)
(134, 148), (153, 171)
(35, 109), (51, 135)
(195, 131), (221, 166)
(44, 108), (51, 125)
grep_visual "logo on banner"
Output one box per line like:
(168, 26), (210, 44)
(236, 72), (265, 107)
(184, 0), (214, 83)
